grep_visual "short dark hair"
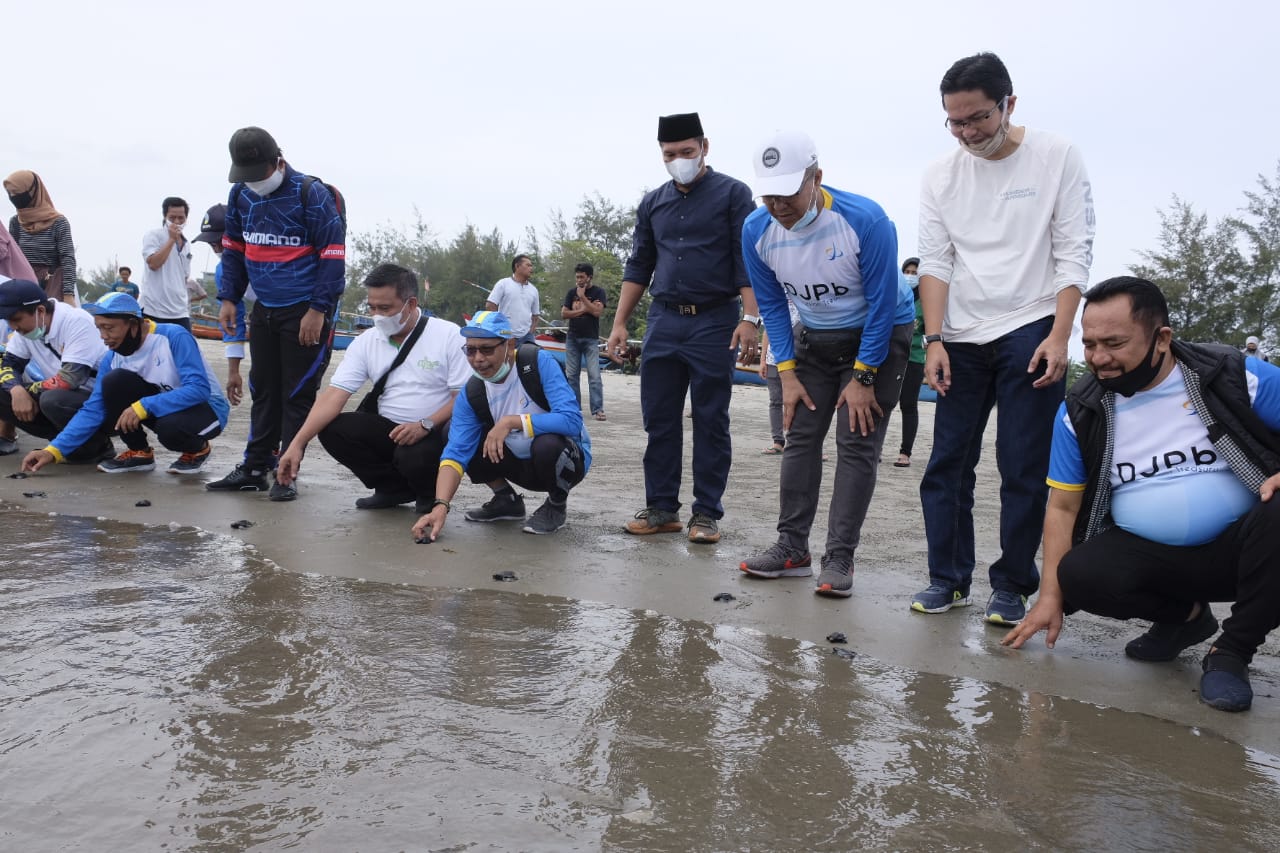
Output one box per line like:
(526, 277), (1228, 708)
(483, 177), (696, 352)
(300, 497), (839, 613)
(574, 262), (594, 278)
(363, 263), (419, 303)
(118, 266), (131, 275)
(940, 52), (1013, 105)
(162, 196), (189, 217)
(511, 254), (532, 273)
(1084, 276), (1171, 333)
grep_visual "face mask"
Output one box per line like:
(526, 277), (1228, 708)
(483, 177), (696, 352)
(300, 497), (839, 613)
(789, 198), (820, 232)
(903, 274), (920, 287)
(959, 115), (1010, 159)
(372, 306), (414, 337)
(1094, 333), (1166, 397)
(246, 167), (285, 197)
(114, 321), (144, 356)
(472, 357), (512, 384)
(22, 325), (44, 341)
(666, 153), (703, 185)
(8, 190), (33, 209)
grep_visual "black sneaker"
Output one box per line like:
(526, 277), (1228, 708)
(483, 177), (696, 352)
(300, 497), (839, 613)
(1125, 604), (1218, 662)
(0, 436), (17, 456)
(268, 480), (297, 502)
(355, 489), (414, 509)
(97, 448), (156, 473)
(522, 499), (567, 534)
(168, 443), (212, 474)
(206, 464), (269, 492)
(1201, 651), (1253, 712)
(465, 491), (526, 522)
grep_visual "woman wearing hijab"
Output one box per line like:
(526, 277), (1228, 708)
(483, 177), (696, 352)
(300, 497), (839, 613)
(5, 170), (77, 306)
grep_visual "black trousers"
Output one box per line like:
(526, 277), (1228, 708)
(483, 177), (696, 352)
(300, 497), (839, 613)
(97, 369), (222, 454)
(465, 434), (585, 503)
(1058, 497), (1280, 663)
(318, 411), (449, 499)
(245, 300), (332, 470)
(0, 386), (90, 440)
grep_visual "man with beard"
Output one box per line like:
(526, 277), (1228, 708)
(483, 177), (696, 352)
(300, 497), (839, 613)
(1004, 277), (1280, 714)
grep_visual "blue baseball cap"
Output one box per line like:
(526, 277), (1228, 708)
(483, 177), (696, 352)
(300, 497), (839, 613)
(461, 310), (516, 339)
(0, 279), (48, 320)
(83, 292), (143, 318)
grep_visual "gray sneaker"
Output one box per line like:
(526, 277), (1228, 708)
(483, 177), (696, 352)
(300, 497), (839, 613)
(465, 491), (526, 522)
(522, 499), (567, 534)
(739, 542), (813, 578)
(814, 556), (854, 598)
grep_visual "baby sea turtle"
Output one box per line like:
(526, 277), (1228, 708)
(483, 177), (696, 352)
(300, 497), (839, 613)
(135, 500), (151, 507)
(826, 631), (848, 644)
(7, 472), (28, 479)
(713, 592), (736, 602)
(492, 570), (517, 582)
(22, 491), (46, 498)
(230, 519), (254, 530)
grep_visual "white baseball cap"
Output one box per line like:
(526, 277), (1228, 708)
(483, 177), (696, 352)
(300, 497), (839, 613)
(752, 130), (819, 197)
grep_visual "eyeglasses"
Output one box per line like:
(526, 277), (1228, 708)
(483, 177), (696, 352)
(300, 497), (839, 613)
(461, 342), (504, 357)
(944, 96), (1008, 131)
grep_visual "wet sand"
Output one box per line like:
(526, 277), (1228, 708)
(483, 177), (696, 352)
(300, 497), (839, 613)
(5, 339), (1279, 757)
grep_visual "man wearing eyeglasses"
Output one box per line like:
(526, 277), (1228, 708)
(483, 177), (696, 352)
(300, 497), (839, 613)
(911, 52), (1096, 627)
(413, 310), (591, 540)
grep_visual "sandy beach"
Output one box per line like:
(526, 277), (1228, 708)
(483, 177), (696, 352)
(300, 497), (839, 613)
(5, 339), (1279, 756)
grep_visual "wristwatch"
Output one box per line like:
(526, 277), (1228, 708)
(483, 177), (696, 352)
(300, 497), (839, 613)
(741, 313), (763, 328)
(419, 418), (435, 432)
(923, 334), (944, 346)
(852, 367), (877, 387)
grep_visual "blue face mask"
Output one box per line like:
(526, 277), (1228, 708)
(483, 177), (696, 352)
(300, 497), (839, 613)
(903, 274), (919, 287)
(790, 200), (819, 231)
(22, 309), (46, 340)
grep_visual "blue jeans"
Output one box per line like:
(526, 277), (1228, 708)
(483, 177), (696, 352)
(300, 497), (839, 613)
(564, 335), (604, 415)
(919, 316), (1063, 597)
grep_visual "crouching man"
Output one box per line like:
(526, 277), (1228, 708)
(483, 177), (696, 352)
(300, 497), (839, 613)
(276, 264), (470, 510)
(412, 311), (591, 540)
(1004, 277), (1280, 713)
(21, 292), (229, 475)
(0, 279), (111, 460)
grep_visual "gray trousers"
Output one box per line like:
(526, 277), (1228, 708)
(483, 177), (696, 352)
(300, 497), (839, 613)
(775, 322), (912, 563)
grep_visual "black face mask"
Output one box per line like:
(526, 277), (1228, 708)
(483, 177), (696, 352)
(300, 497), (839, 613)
(113, 321), (144, 356)
(1095, 333), (1166, 397)
(8, 190), (33, 209)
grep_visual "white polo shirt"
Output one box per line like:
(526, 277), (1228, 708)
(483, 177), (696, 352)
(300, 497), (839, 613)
(329, 313), (471, 423)
(487, 276), (541, 337)
(2, 300), (107, 390)
(140, 225), (194, 320)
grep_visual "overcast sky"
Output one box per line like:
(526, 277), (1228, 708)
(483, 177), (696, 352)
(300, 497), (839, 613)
(7, 0), (1278, 305)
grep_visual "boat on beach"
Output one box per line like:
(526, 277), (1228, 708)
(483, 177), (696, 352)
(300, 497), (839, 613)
(190, 312), (365, 350)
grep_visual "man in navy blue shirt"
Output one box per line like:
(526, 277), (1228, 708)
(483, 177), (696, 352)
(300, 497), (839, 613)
(606, 112), (760, 544)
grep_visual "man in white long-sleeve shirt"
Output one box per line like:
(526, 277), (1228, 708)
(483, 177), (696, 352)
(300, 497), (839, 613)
(910, 51), (1096, 626)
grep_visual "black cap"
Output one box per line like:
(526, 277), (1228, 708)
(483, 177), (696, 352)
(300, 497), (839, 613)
(228, 127), (280, 182)
(194, 203), (227, 245)
(657, 112), (703, 142)
(0, 279), (49, 319)
(902, 257), (921, 272)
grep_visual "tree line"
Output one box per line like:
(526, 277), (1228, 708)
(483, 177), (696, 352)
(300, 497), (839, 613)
(75, 162), (1279, 351)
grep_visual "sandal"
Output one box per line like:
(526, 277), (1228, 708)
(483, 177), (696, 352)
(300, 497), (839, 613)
(593, 411), (607, 421)
(760, 445), (784, 455)
(893, 454), (911, 468)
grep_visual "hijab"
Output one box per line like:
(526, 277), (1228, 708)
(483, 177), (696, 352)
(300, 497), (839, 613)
(4, 170), (62, 234)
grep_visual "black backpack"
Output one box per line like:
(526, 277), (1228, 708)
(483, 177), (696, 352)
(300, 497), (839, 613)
(465, 343), (550, 428)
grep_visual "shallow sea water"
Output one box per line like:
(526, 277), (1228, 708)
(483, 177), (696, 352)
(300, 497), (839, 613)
(3, 511), (1280, 852)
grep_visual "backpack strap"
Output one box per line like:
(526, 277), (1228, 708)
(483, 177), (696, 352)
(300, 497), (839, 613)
(464, 343), (551, 431)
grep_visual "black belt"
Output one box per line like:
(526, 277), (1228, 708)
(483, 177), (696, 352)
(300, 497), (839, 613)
(660, 295), (736, 316)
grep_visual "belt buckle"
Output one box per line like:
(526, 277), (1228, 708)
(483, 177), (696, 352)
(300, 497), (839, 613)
(677, 304), (696, 316)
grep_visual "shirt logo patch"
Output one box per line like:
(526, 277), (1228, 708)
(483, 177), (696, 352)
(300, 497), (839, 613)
(826, 246), (844, 261)
(1000, 187), (1037, 201)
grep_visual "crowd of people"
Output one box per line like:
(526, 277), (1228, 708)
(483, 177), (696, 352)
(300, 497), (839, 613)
(3, 50), (1279, 715)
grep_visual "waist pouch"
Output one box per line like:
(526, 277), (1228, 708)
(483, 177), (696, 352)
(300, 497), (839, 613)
(796, 326), (862, 366)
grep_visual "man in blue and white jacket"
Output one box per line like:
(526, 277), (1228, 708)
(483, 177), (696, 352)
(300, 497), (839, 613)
(21, 292), (229, 475)
(413, 311), (591, 541)
(738, 130), (914, 599)
(207, 126), (345, 501)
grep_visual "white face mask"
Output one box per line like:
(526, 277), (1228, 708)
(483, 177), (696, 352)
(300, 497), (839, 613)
(372, 306), (412, 337)
(959, 115), (1010, 159)
(666, 153), (703, 185)
(246, 166), (285, 197)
